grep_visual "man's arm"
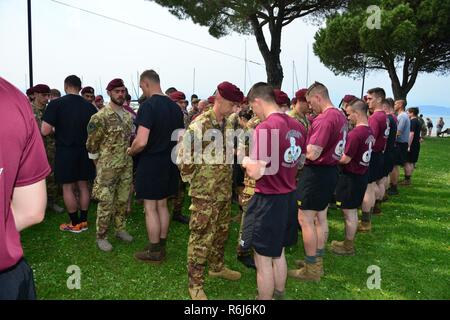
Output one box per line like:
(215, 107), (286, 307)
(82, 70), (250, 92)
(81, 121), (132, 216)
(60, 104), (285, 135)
(41, 121), (54, 136)
(11, 179), (47, 232)
(408, 131), (414, 151)
(86, 116), (104, 163)
(242, 156), (267, 180)
(306, 144), (323, 161)
(127, 126), (149, 156)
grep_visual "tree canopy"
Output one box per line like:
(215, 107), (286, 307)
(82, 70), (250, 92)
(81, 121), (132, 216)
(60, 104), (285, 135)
(152, 0), (348, 89)
(314, 0), (450, 100)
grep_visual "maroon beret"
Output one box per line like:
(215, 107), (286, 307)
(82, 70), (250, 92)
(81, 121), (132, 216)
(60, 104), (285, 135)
(291, 97), (297, 105)
(343, 95), (357, 104)
(33, 84), (51, 94)
(26, 87), (35, 95)
(95, 95), (103, 102)
(295, 89), (308, 102)
(169, 91), (186, 102)
(81, 86), (95, 95)
(242, 97), (249, 105)
(106, 78), (125, 91)
(363, 95), (368, 102)
(208, 96), (216, 104)
(274, 89), (290, 106)
(217, 81), (244, 103)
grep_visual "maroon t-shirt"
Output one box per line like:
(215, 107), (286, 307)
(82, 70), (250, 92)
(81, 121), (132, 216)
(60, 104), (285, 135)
(0, 77), (51, 271)
(368, 110), (389, 153)
(252, 113), (306, 194)
(343, 125), (375, 175)
(306, 107), (348, 166)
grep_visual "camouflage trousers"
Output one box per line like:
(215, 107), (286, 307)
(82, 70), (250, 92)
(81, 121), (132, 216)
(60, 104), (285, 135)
(170, 178), (185, 214)
(236, 192), (253, 256)
(46, 140), (60, 203)
(93, 165), (132, 240)
(187, 198), (231, 289)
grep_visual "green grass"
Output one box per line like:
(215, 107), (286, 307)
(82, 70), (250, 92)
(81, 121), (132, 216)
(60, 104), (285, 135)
(21, 137), (450, 300)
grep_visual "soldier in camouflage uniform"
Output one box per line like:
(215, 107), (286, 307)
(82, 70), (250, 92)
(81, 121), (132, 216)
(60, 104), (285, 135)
(31, 84), (63, 213)
(178, 82), (244, 300)
(287, 89), (311, 132)
(86, 79), (134, 252)
(168, 91), (191, 224)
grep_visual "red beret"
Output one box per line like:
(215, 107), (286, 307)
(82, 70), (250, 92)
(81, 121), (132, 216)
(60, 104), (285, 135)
(242, 97), (248, 105)
(95, 95), (103, 102)
(295, 89), (308, 102)
(81, 86), (95, 95)
(208, 96), (216, 104)
(274, 89), (290, 106)
(217, 81), (244, 103)
(363, 95), (368, 102)
(26, 87), (35, 95)
(343, 95), (357, 104)
(33, 84), (51, 94)
(106, 78), (125, 91)
(169, 91), (186, 102)
(291, 97), (297, 105)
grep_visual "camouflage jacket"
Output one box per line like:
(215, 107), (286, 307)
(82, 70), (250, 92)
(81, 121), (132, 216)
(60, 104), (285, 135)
(178, 108), (234, 201)
(287, 109), (310, 133)
(86, 103), (133, 169)
(32, 103), (55, 152)
(241, 115), (261, 199)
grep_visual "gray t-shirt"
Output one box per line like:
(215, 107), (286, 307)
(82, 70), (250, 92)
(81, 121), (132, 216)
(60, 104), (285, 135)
(396, 111), (410, 143)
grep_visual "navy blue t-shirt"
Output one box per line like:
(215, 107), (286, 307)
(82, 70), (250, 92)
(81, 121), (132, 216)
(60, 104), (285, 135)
(135, 94), (184, 156)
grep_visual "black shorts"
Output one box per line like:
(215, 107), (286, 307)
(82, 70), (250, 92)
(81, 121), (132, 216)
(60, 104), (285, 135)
(335, 172), (369, 209)
(383, 150), (395, 177)
(135, 153), (179, 200)
(297, 165), (338, 211)
(368, 152), (384, 183)
(54, 146), (96, 184)
(407, 143), (421, 164)
(0, 258), (36, 300)
(394, 142), (408, 166)
(241, 191), (298, 258)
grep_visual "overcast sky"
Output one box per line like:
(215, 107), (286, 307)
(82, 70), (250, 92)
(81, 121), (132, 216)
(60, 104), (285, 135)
(1, 0), (449, 107)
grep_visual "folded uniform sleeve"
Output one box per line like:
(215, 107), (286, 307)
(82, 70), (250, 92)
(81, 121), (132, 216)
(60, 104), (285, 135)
(86, 114), (104, 160)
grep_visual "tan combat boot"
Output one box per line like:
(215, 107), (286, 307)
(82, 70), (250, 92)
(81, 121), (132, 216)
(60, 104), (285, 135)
(208, 267), (241, 281)
(189, 287), (208, 300)
(287, 262), (321, 282)
(292, 257), (324, 276)
(134, 243), (164, 265)
(358, 221), (372, 232)
(331, 239), (355, 256)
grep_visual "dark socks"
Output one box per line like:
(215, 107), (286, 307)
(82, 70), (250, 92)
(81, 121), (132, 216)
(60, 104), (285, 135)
(149, 242), (161, 252)
(69, 212), (79, 226)
(160, 238), (166, 248)
(305, 255), (317, 264)
(79, 210), (88, 223)
(273, 289), (285, 300)
(316, 248), (325, 258)
(405, 175), (411, 181)
(362, 210), (372, 222)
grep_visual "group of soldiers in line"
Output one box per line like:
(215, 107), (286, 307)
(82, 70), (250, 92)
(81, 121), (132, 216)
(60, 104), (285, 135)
(26, 72), (420, 300)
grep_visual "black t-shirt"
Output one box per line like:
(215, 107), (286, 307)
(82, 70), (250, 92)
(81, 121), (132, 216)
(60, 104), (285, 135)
(135, 95), (184, 156)
(386, 114), (398, 152)
(42, 94), (97, 148)
(410, 118), (421, 148)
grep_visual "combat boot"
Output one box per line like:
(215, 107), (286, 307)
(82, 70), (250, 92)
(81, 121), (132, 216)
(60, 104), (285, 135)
(96, 239), (113, 252)
(331, 239), (355, 256)
(116, 231), (133, 243)
(135, 243), (163, 264)
(287, 262), (321, 282)
(372, 201), (383, 216)
(208, 267), (241, 281)
(358, 221), (372, 232)
(189, 287), (208, 300)
(293, 257), (324, 276)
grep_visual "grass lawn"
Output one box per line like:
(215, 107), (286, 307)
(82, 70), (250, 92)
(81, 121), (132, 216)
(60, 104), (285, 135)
(21, 137), (450, 300)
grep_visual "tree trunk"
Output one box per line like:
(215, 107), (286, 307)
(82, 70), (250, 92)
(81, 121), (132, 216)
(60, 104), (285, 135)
(250, 15), (284, 89)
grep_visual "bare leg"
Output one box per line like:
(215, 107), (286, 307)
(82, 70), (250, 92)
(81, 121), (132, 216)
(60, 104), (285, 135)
(362, 183), (375, 212)
(144, 200), (160, 243)
(273, 249), (287, 293)
(343, 209), (358, 240)
(298, 209), (318, 257)
(254, 252), (275, 300)
(157, 198), (170, 239)
(62, 183), (78, 212)
(316, 208), (329, 251)
(76, 180), (90, 211)
(391, 166), (399, 186)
